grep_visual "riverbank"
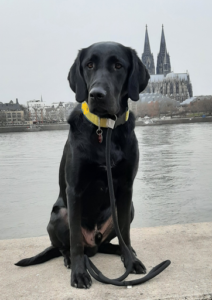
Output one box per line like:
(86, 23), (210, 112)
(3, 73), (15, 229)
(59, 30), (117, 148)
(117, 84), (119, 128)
(0, 123), (69, 133)
(0, 222), (211, 300)
(136, 116), (212, 126)
(1, 117), (212, 133)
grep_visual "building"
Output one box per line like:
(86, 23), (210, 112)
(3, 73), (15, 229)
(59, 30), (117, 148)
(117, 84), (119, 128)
(65, 102), (78, 119)
(26, 98), (77, 123)
(141, 26), (193, 102)
(141, 26), (155, 75)
(145, 72), (193, 102)
(45, 102), (66, 122)
(0, 99), (24, 123)
(46, 101), (77, 121)
(156, 25), (171, 76)
(27, 98), (45, 123)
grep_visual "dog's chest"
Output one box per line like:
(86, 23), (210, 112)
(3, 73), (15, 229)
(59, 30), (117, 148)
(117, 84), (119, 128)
(91, 139), (124, 167)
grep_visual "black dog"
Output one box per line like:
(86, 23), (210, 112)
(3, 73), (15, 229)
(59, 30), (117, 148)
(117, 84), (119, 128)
(15, 42), (150, 289)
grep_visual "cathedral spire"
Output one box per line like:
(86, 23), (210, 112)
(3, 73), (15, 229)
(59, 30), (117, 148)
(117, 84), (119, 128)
(159, 24), (167, 54)
(143, 25), (151, 54)
(141, 25), (155, 75)
(156, 25), (171, 75)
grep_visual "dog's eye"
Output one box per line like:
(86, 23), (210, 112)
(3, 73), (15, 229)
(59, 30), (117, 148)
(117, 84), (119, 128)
(87, 62), (94, 69)
(115, 63), (122, 69)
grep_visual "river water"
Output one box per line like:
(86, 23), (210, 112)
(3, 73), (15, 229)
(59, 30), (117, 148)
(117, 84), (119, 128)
(0, 123), (211, 239)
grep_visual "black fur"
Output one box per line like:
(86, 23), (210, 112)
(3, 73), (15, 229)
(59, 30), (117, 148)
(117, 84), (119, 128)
(15, 42), (150, 289)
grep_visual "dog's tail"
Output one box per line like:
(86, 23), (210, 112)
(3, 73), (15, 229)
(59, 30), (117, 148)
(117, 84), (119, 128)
(15, 246), (62, 267)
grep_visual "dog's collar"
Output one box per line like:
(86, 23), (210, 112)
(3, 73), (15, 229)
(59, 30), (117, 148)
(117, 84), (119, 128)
(81, 101), (129, 129)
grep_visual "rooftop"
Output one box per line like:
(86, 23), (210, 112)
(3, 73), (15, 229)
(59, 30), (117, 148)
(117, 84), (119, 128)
(149, 74), (165, 82)
(166, 72), (189, 81)
(139, 93), (180, 106)
(0, 99), (21, 111)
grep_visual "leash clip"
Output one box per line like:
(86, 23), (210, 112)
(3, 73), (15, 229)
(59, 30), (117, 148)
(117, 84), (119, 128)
(96, 115), (117, 143)
(96, 117), (103, 143)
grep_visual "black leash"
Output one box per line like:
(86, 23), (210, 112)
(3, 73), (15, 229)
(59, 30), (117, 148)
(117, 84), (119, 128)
(84, 127), (171, 286)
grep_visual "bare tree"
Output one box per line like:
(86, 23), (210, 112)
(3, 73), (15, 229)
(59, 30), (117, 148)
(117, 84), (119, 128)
(0, 111), (6, 125)
(178, 106), (186, 118)
(137, 102), (150, 117)
(58, 108), (65, 121)
(189, 101), (198, 116)
(160, 101), (168, 115)
(148, 101), (160, 117)
(167, 102), (177, 117)
(20, 104), (30, 121)
(202, 98), (212, 115)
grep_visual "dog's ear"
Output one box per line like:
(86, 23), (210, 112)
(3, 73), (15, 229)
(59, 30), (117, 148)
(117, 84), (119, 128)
(67, 50), (87, 103)
(128, 49), (150, 101)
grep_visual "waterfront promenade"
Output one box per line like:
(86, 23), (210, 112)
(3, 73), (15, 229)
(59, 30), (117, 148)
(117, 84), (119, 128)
(0, 222), (211, 300)
(0, 117), (212, 133)
(0, 123), (69, 133)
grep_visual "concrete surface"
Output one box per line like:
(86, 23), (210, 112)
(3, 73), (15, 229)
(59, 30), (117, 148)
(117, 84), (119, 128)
(0, 222), (211, 300)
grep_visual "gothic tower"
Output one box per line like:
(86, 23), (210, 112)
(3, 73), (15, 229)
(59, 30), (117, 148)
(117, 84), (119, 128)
(141, 25), (155, 75)
(156, 25), (171, 76)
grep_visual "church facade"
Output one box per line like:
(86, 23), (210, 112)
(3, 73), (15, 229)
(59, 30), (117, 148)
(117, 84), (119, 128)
(142, 26), (193, 102)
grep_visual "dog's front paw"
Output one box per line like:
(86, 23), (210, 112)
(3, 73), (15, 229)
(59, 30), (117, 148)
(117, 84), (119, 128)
(71, 268), (92, 289)
(121, 253), (146, 274)
(131, 258), (146, 274)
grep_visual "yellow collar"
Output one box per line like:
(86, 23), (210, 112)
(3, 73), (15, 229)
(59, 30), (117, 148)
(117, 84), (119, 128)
(81, 101), (129, 129)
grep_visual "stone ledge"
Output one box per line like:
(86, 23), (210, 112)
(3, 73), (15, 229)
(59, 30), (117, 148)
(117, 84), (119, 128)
(0, 222), (211, 300)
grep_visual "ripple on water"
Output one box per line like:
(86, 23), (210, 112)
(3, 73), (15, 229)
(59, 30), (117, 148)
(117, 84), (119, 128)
(0, 124), (212, 239)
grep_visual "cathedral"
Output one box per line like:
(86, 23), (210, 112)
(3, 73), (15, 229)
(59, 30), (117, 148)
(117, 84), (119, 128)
(142, 25), (193, 102)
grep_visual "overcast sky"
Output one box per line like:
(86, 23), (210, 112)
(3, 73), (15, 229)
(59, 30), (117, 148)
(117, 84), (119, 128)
(0, 0), (211, 105)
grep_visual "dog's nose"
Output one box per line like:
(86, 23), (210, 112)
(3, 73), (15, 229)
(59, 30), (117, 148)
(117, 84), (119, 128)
(89, 87), (106, 101)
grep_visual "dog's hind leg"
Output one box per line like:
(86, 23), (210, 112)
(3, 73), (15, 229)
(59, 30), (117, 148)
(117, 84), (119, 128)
(47, 198), (71, 268)
(98, 242), (121, 255)
(15, 245), (62, 266)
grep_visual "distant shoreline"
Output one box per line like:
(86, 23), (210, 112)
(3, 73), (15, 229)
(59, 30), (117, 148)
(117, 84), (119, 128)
(0, 117), (212, 133)
(0, 123), (70, 133)
(135, 116), (212, 126)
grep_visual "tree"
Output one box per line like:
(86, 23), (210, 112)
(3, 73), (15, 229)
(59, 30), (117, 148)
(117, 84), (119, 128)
(202, 98), (212, 115)
(0, 111), (6, 124)
(19, 104), (30, 121)
(178, 106), (186, 118)
(137, 102), (149, 117)
(167, 102), (177, 117)
(160, 101), (168, 115)
(148, 101), (160, 117)
(189, 101), (198, 116)
(58, 107), (65, 121)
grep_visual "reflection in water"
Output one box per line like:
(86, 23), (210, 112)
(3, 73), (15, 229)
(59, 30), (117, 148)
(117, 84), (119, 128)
(0, 123), (212, 239)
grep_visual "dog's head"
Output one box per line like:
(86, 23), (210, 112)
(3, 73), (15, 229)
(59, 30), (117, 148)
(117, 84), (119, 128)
(68, 42), (150, 117)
